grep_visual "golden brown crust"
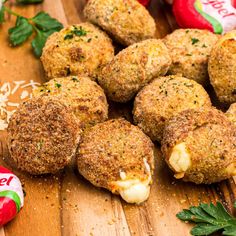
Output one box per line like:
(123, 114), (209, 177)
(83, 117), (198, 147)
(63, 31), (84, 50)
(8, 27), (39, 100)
(208, 30), (236, 104)
(7, 97), (81, 175)
(226, 103), (236, 125)
(33, 76), (108, 129)
(84, 0), (156, 46)
(41, 23), (114, 80)
(163, 28), (219, 85)
(98, 39), (171, 103)
(133, 75), (211, 142)
(77, 118), (154, 192)
(162, 107), (236, 184)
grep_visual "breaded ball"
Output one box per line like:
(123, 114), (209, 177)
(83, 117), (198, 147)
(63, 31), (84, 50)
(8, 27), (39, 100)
(98, 39), (171, 102)
(7, 97), (81, 175)
(33, 76), (108, 129)
(83, 0), (156, 46)
(162, 108), (236, 184)
(41, 22), (114, 80)
(163, 28), (219, 85)
(208, 30), (236, 104)
(133, 75), (211, 142)
(77, 118), (154, 204)
(226, 103), (236, 125)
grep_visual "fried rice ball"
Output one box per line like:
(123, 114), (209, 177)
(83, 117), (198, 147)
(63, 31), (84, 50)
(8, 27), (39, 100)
(208, 30), (236, 104)
(77, 118), (154, 204)
(133, 75), (211, 142)
(162, 28), (219, 85)
(83, 0), (156, 46)
(7, 97), (81, 175)
(162, 108), (236, 184)
(33, 76), (108, 129)
(41, 22), (114, 80)
(98, 39), (171, 103)
(226, 103), (236, 125)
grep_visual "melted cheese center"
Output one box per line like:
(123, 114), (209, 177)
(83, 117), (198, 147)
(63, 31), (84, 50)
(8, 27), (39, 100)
(114, 159), (152, 204)
(169, 143), (191, 179)
(115, 178), (151, 204)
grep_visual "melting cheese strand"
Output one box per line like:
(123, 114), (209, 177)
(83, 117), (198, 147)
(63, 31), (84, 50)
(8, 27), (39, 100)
(169, 142), (191, 177)
(115, 160), (152, 204)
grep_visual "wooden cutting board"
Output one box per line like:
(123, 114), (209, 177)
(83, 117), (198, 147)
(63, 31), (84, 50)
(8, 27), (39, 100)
(0, 1), (235, 236)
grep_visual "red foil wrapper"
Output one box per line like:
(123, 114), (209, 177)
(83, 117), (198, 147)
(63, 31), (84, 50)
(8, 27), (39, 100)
(138, 0), (150, 6)
(173, 0), (236, 34)
(0, 166), (24, 226)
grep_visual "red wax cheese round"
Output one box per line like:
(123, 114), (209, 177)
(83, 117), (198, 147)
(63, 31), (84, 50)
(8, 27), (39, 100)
(173, 0), (236, 34)
(138, 0), (150, 6)
(0, 166), (24, 226)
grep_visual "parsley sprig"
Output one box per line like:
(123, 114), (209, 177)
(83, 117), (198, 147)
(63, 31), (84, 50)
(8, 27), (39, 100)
(16, 0), (43, 3)
(0, 0), (63, 57)
(177, 201), (236, 235)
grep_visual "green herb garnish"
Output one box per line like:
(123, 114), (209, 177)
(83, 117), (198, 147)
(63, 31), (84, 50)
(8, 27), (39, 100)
(73, 26), (87, 36)
(191, 38), (200, 45)
(0, 0), (63, 57)
(72, 77), (79, 82)
(64, 26), (87, 41)
(16, 0), (43, 3)
(0, 1), (5, 23)
(55, 83), (61, 88)
(177, 201), (236, 235)
(64, 34), (73, 40)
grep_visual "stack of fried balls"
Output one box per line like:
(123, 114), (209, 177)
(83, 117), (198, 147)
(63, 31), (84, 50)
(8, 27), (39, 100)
(7, 0), (236, 204)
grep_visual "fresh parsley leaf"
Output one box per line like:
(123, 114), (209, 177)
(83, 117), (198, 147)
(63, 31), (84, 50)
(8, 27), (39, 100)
(1, 1), (63, 57)
(16, 0), (43, 3)
(0, 6), (4, 24)
(32, 11), (63, 31)
(191, 223), (225, 236)
(191, 38), (200, 45)
(8, 16), (33, 46)
(223, 223), (236, 236)
(177, 202), (236, 236)
(30, 12), (63, 57)
(31, 28), (56, 57)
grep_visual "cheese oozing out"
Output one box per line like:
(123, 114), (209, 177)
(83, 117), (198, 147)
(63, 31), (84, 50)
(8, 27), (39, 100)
(113, 159), (152, 204)
(169, 142), (191, 179)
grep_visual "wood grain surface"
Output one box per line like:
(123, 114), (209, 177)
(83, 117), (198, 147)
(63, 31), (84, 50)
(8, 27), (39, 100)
(0, 1), (235, 236)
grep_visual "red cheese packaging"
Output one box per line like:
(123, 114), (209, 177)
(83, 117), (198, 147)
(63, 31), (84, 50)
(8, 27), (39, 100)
(0, 166), (24, 226)
(173, 0), (236, 34)
(138, 0), (150, 6)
